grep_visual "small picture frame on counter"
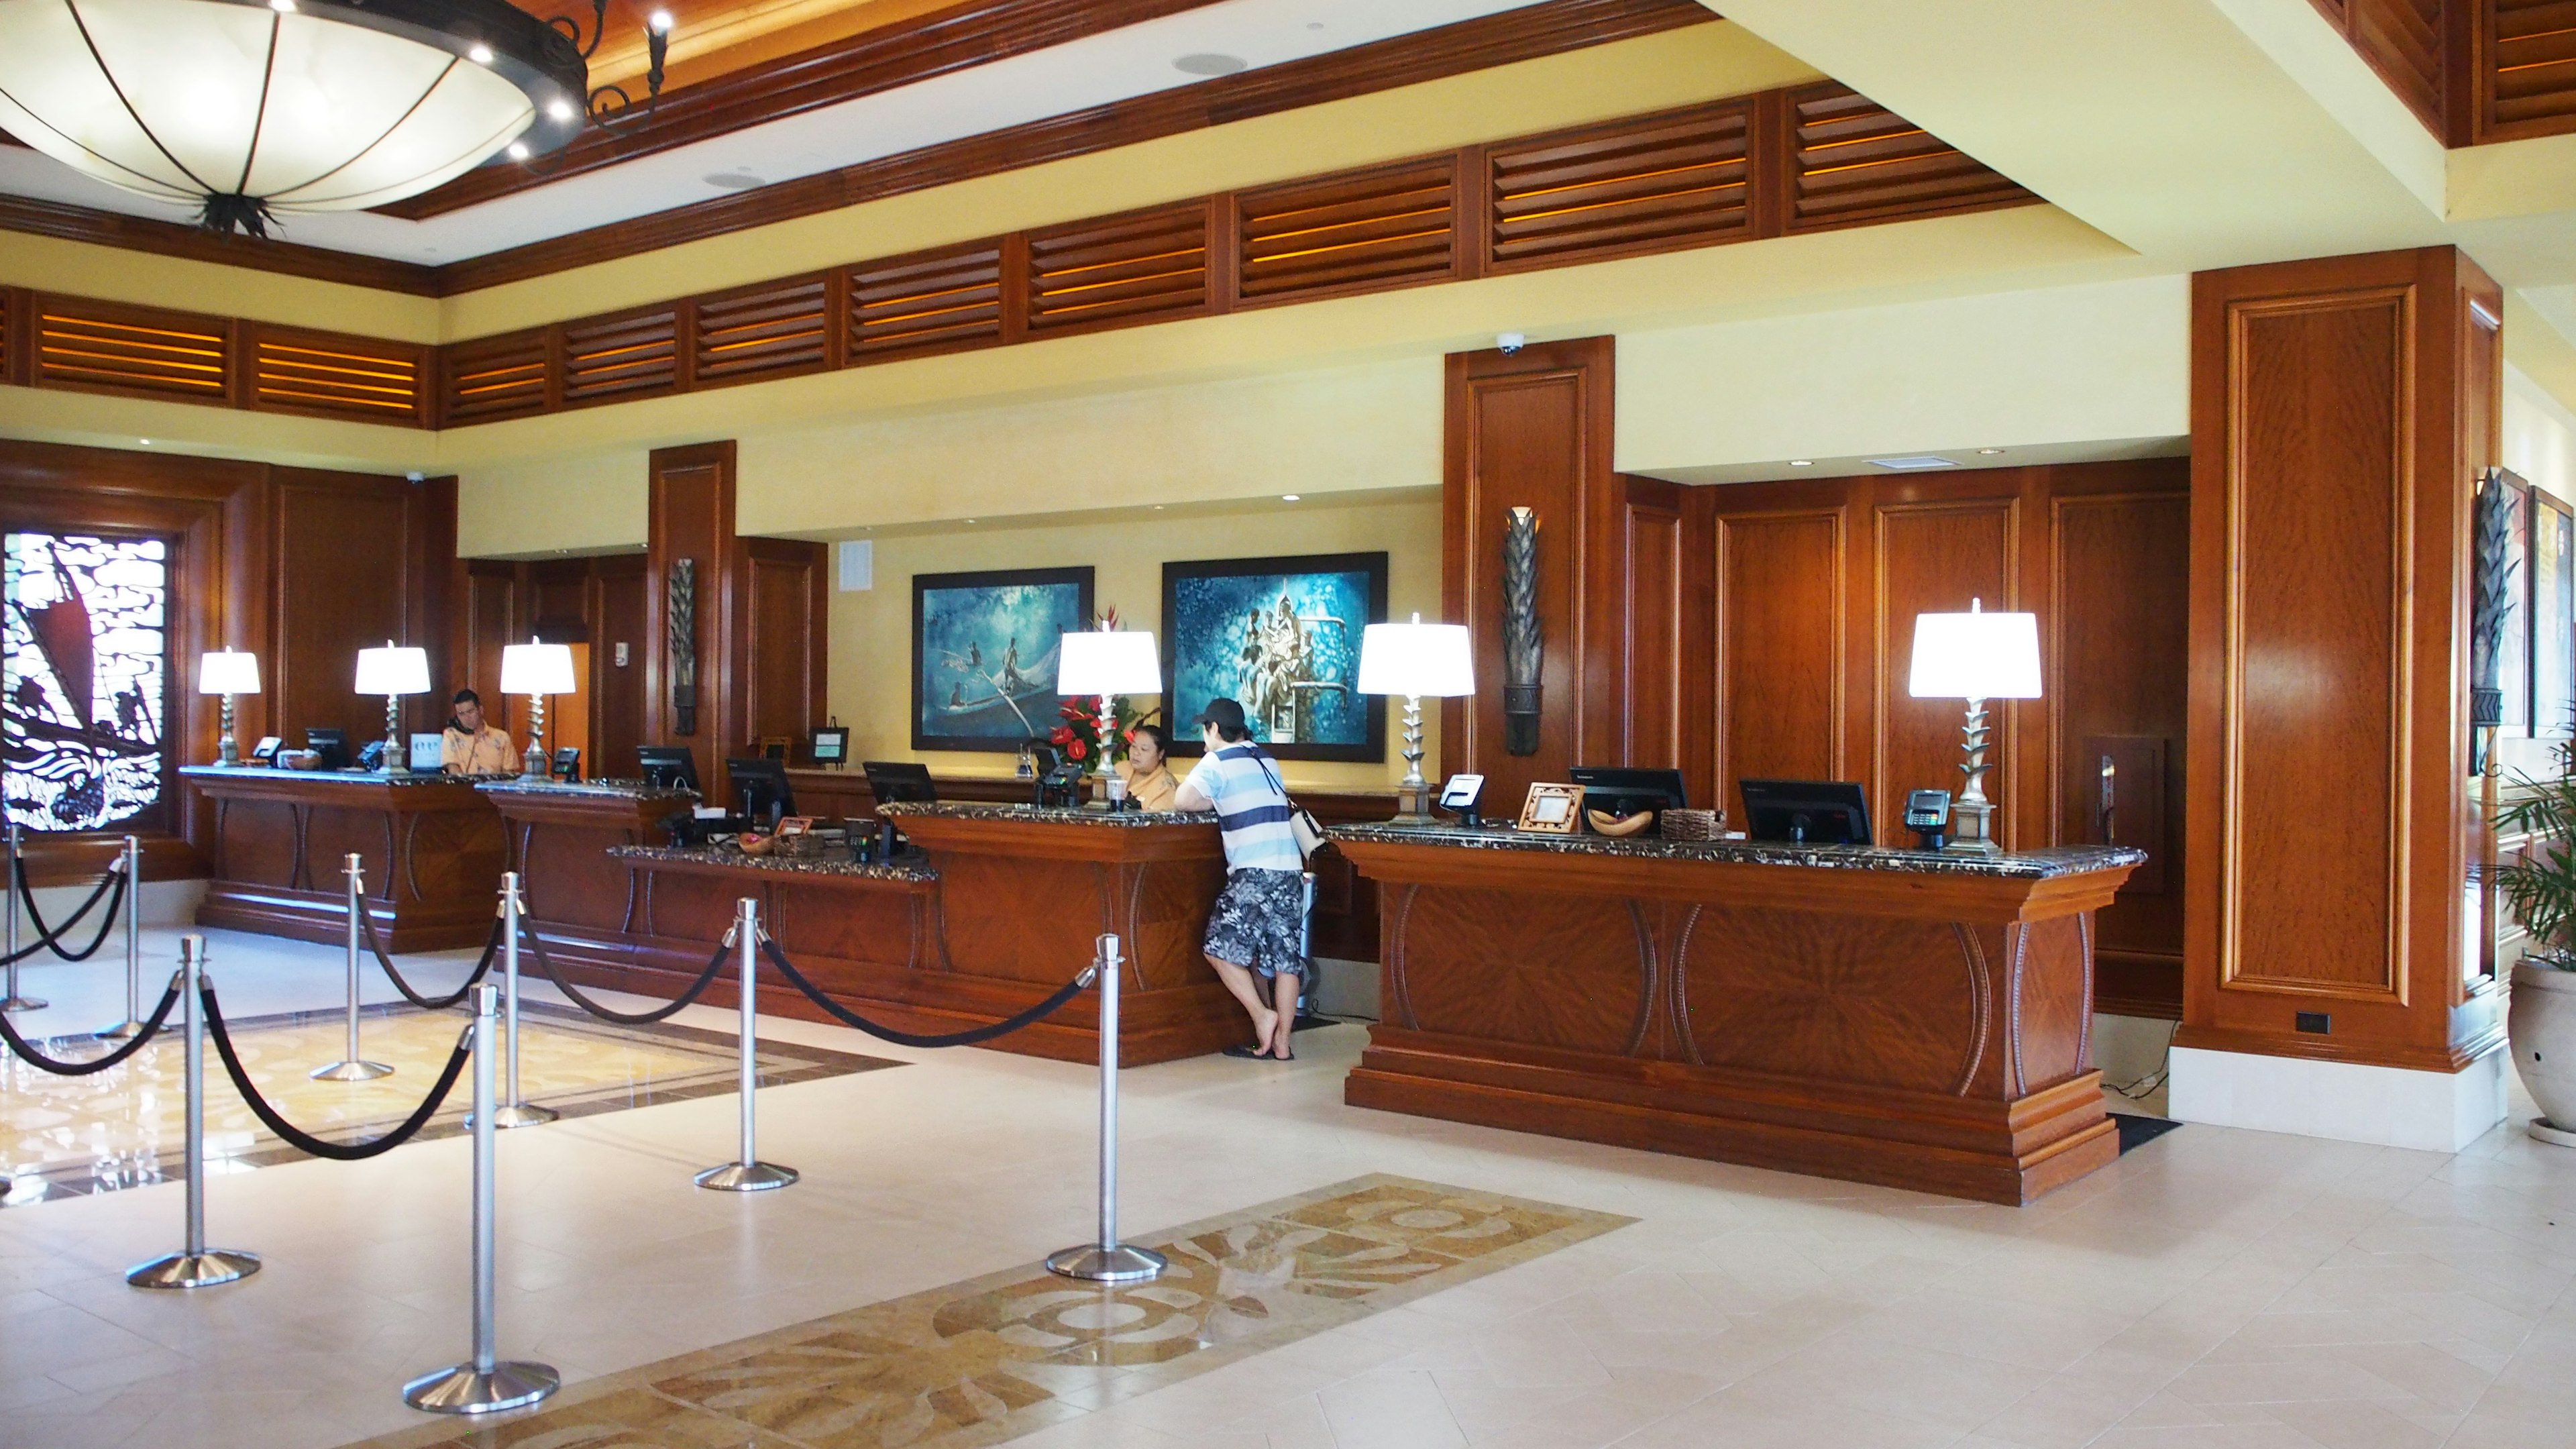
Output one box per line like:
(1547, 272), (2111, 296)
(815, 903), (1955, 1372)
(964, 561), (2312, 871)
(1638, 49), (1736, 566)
(811, 725), (850, 767)
(1517, 782), (1585, 835)
(249, 736), (282, 765)
(775, 816), (815, 838)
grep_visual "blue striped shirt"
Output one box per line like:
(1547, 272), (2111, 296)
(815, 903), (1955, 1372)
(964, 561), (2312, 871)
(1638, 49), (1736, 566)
(1185, 744), (1303, 871)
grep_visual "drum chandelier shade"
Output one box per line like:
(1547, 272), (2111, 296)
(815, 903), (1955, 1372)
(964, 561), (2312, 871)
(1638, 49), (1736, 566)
(0, 0), (590, 235)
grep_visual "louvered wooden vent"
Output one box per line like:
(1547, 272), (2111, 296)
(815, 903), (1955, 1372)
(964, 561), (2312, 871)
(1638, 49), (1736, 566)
(2345, 0), (2443, 127)
(251, 329), (424, 425)
(1486, 102), (1753, 272)
(562, 307), (679, 406)
(2492, 0), (2576, 132)
(1237, 160), (1454, 305)
(440, 329), (549, 425)
(37, 301), (230, 402)
(697, 275), (832, 385)
(1788, 85), (2029, 233)
(849, 244), (1003, 360)
(1026, 203), (1208, 335)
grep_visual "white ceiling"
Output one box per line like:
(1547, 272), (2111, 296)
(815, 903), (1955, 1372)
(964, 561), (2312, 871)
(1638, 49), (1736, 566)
(0, 0), (1546, 263)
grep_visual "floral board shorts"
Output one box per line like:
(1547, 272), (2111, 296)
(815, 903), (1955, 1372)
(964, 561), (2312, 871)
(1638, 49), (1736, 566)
(1204, 867), (1306, 980)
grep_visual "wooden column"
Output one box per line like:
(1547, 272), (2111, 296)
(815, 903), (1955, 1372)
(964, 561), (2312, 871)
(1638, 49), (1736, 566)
(646, 441), (740, 804)
(2180, 246), (2505, 1073)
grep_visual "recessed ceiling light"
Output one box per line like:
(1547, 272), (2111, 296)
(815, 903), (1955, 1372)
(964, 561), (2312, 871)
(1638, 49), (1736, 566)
(1788, 460), (1813, 468)
(965, 519), (977, 525)
(1152, 504), (1165, 511)
(1173, 52), (1246, 76)
(138, 438), (151, 446)
(1978, 447), (2005, 455)
(1869, 455), (1959, 471)
(703, 170), (763, 190)
(468, 42), (494, 64)
(1281, 494), (1301, 502)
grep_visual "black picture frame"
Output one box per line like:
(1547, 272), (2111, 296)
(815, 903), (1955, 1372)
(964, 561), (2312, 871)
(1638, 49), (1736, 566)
(1161, 551), (1387, 762)
(810, 724), (851, 766)
(911, 566), (1095, 753)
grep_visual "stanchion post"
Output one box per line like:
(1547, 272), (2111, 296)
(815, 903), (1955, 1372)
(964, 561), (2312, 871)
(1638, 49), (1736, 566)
(314, 854), (392, 1081)
(1, 818), (42, 1014)
(696, 897), (796, 1191)
(487, 873), (555, 1128)
(403, 983), (559, 1414)
(1046, 933), (1165, 1283)
(128, 936), (259, 1289)
(95, 835), (146, 1039)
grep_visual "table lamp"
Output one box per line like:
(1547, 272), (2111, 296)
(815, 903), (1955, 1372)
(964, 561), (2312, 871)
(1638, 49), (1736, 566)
(1057, 627), (1162, 808)
(1357, 613), (1475, 825)
(197, 648), (261, 766)
(353, 641), (430, 775)
(1907, 598), (2042, 855)
(499, 637), (577, 781)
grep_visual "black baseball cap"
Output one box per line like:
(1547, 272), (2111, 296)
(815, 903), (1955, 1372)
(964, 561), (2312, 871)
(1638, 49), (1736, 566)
(1192, 698), (1247, 732)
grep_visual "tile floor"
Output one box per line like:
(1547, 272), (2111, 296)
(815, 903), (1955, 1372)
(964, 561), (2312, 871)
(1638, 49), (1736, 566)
(0, 925), (2570, 1449)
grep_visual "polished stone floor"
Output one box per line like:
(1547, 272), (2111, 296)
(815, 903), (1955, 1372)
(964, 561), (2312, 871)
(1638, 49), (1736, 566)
(0, 925), (2570, 1449)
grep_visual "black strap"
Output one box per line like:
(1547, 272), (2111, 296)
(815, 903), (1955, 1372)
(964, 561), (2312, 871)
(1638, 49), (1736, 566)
(200, 985), (473, 1161)
(7, 857), (125, 963)
(0, 977), (180, 1075)
(520, 922), (732, 1026)
(758, 934), (1091, 1048)
(358, 908), (500, 1010)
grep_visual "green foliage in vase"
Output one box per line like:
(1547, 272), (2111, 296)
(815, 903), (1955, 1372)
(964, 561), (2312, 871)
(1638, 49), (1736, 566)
(2497, 772), (2576, 969)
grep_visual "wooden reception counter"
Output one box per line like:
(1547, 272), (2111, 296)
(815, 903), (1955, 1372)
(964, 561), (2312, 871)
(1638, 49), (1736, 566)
(181, 765), (507, 951)
(493, 792), (1241, 1065)
(1328, 824), (2144, 1204)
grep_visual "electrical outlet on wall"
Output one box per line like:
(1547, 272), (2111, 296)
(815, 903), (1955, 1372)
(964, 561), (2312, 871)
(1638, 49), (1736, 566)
(614, 642), (630, 667)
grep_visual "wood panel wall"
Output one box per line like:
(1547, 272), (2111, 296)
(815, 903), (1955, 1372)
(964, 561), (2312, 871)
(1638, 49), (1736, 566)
(452, 551), (653, 777)
(272, 469), (447, 751)
(2182, 245), (2503, 1072)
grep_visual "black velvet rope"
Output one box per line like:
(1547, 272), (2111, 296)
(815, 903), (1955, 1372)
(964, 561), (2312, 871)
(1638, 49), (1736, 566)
(358, 908), (502, 1010)
(6, 857), (125, 963)
(0, 977), (180, 1075)
(201, 985), (474, 1162)
(520, 922), (732, 1026)
(758, 935), (1092, 1048)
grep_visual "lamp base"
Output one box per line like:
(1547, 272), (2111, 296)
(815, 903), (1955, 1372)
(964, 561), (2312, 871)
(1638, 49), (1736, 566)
(1947, 797), (2001, 855)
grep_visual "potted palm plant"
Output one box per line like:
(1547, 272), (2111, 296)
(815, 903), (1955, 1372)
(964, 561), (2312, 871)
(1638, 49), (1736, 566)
(2496, 773), (2576, 1144)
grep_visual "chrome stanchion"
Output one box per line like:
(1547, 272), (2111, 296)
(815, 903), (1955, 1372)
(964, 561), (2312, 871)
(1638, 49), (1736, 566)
(486, 873), (555, 1128)
(404, 983), (559, 1414)
(696, 897), (796, 1191)
(128, 936), (259, 1289)
(1046, 933), (1164, 1283)
(313, 855), (392, 1082)
(95, 835), (145, 1039)
(2, 820), (43, 1014)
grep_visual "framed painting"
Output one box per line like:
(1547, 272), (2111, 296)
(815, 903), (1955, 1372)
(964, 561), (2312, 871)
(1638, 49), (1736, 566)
(1161, 551), (1386, 762)
(2537, 490), (2575, 739)
(2502, 473), (2533, 737)
(912, 566), (1095, 752)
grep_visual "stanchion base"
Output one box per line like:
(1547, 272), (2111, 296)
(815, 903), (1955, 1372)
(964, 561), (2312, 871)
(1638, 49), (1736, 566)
(402, 1360), (561, 1415)
(311, 1059), (394, 1082)
(1045, 1243), (1168, 1283)
(486, 1104), (559, 1129)
(694, 1161), (798, 1192)
(0, 994), (47, 1014)
(93, 1019), (144, 1040)
(127, 1248), (262, 1290)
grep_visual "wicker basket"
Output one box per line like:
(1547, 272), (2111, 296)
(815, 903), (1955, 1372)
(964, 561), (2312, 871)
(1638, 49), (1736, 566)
(1662, 808), (1723, 841)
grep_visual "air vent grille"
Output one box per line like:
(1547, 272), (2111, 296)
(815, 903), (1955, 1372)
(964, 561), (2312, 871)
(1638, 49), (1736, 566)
(1487, 101), (1754, 270)
(439, 329), (549, 425)
(36, 302), (230, 402)
(696, 275), (832, 385)
(1788, 85), (2030, 233)
(1238, 160), (1455, 304)
(2492, 0), (2576, 131)
(1026, 203), (1209, 335)
(562, 307), (680, 406)
(251, 329), (425, 424)
(849, 244), (1004, 360)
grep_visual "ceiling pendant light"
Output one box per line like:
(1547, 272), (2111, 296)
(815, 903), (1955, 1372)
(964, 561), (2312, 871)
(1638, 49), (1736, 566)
(0, 0), (673, 238)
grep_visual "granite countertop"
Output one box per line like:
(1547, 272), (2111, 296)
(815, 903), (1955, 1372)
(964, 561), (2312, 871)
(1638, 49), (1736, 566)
(1326, 822), (2146, 879)
(180, 765), (475, 787)
(876, 801), (1212, 828)
(607, 843), (936, 883)
(478, 777), (698, 801)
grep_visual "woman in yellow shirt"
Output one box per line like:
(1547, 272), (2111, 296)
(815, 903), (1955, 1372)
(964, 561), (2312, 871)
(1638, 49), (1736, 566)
(1119, 724), (1180, 811)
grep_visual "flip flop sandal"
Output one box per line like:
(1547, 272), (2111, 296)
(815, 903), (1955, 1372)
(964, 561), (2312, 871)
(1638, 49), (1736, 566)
(1221, 1044), (1274, 1059)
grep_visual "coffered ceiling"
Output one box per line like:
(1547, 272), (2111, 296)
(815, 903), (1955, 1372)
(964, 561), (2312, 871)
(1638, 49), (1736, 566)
(510, 0), (971, 90)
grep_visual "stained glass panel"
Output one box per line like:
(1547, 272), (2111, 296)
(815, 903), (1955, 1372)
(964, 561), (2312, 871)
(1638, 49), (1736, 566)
(3, 534), (168, 832)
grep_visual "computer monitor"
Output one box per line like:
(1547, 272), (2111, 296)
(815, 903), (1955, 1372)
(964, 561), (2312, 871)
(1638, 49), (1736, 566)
(862, 760), (938, 805)
(1568, 766), (1688, 820)
(305, 727), (348, 771)
(636, 745), (700, 793)
(727, 757), (796, 824)
(1739, 780), (1872, 846)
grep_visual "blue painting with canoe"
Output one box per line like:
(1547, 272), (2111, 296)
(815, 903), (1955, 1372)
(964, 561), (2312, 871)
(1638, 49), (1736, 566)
(911, 566), (1093, 751)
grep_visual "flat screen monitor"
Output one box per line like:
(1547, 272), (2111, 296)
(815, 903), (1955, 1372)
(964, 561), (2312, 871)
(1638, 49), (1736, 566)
(727, 757), (796, 823)
(1568, 765), (1688, 818)
(862, 760), (938, 806)
(1739, 779), (1872, 846)
(636, 745), (700, 793)
(305, 727), (348, 771)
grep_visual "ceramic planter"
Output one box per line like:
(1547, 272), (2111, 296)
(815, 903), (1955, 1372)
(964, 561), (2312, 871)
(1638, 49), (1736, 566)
(2510, 961), (2576, 1143)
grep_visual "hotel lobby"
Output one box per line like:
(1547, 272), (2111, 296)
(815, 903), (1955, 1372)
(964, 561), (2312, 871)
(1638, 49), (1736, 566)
(6, 1), (2576, 1446)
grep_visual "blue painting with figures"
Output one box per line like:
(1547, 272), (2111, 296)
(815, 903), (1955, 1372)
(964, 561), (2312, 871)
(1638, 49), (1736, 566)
(1161, 552), (1386, 762)
(912, 567), (1093, 751)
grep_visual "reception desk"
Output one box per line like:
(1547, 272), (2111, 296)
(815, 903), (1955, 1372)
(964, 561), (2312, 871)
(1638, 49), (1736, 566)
(513, 799), (1241, 1064)
(1330, 824), (2143, 1203)
(182, 765), (507, 951)
(480, 779), (698, 939)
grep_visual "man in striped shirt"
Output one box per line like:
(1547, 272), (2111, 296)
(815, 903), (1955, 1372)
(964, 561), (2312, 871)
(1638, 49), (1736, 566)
(1175, 698), (1307, 1060)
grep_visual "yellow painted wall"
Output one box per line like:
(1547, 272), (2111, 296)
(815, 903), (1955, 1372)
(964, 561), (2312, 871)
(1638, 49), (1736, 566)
(0, 230), (441, 341)
(458, 447), (653, 557)
(828, 496), (1442, 794)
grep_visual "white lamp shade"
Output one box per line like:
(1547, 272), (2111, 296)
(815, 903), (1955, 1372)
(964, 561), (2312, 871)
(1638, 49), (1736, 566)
(1356, 621), (1475, 697)
(354, 644), (430, 696)
(499, 640), (576, 696)
(1057, 631), (1162, 696)
(1908, 608), (2043, 700)
(197, 649), (261, 696)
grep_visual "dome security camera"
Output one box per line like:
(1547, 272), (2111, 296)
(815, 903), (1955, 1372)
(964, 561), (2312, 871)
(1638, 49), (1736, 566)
(1497, 332), (1526, 354)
